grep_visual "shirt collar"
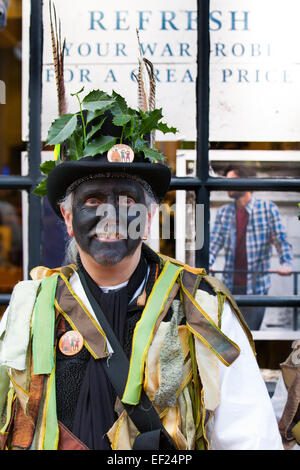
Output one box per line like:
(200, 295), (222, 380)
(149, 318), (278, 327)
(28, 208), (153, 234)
(244, 196), (255, 214)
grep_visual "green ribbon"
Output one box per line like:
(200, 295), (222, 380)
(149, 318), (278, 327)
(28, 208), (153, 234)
(32, 274), (59, 449)
(32, 274), (59, 375)
(122, 261), (183, 405)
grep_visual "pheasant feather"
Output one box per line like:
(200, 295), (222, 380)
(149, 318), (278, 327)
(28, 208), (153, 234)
(136, 29), (149, 112)
(49, 1), (66, 117)
(144, 58), (156, 112)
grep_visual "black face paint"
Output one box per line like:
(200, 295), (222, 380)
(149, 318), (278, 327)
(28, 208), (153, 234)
(71, 178), (147, 266)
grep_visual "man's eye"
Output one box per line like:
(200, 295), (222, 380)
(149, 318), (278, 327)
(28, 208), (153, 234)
(85, 198), (102, 206)
(119, 197), (135, 207)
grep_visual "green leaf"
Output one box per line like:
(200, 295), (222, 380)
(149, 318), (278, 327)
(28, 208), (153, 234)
(40, 160), (56, 175)
(156, 121), (178, 134)
(112, 114), (132, 126)
(33, 179), (47, 196)
(141, 146), (166, 163)
(134, 136), (149, 152)
(82, 90), (115, 112)
(86, 110), (105, 124)
(86, 117), (107, 142)
(70, 86), (85, 96)
(83, 136), (117, 157)
(110, 91), (135, 116)
(68, 130), (84, 160)
(46, 114), (78, 146)
(137, 108), (163, 135)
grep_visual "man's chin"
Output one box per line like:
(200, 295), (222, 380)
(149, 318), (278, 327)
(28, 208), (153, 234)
(92, 252), (126, 267)
(89, 240), (141, 267)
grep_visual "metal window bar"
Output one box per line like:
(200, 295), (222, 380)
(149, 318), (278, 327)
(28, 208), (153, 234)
(0, 0), (300, 320)
(0, 0), (43, 305)
(211, 270), (300, 330)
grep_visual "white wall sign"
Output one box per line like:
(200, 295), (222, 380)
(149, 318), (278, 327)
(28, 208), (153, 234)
(210, 0), (300, 141)
(22, 0), (197, 143)
(22, 0), (300, 144)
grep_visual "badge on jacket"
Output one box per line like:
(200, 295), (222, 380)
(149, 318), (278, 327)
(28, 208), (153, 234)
(59, 331), (84, 356)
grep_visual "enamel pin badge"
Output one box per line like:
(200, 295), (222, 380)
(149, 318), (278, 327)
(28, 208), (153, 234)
(59, 331), (84, 356)
(107, 144), (134, 163)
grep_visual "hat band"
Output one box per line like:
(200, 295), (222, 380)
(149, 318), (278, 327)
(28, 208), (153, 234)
(66, 172), (157, 202)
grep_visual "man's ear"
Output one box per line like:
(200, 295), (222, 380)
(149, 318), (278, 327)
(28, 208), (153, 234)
(60, 205), (73, 237)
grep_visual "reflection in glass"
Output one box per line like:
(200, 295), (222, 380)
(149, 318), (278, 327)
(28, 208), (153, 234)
(209, 144), (300, 180)
(0, 189), (23, 318)
(0, 0), (23, 175)
(210, 187), (299, 331)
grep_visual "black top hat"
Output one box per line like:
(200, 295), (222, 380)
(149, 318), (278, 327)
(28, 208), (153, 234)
(42, 97), (176, 217)
(36, 89), (177, 217)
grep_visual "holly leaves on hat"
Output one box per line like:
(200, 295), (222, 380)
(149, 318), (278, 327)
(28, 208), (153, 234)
(34, 88), (177, 196)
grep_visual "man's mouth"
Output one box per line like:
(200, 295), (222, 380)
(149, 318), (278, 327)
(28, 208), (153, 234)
(93, 232), (123, 242)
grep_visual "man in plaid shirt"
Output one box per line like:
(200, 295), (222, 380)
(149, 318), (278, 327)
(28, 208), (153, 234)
(210, 165), (293, 330)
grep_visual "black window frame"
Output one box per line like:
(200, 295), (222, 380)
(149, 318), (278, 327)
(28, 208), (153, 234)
(0, 0), (300, 324)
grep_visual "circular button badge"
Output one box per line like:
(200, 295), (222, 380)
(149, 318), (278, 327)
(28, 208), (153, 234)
(59, 331), (84, 356)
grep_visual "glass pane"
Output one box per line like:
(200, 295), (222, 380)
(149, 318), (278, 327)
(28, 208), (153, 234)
(210, 190), (300, 333)
(0, 188), (23, 318)
(209, 1), (300, 177)
(0, 0), (24, 175)
(209, 146), (300, 179)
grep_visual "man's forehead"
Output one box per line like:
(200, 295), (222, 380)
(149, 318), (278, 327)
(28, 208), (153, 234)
(73, 177), (144, 197)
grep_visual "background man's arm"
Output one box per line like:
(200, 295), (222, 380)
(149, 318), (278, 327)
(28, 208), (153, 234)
(269, 202), (293, 275)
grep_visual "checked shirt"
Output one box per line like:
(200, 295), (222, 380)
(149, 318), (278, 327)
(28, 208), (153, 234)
(209, 197), (293, 295)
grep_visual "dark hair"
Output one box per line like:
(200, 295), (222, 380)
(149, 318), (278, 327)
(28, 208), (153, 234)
(223, 164), (256, 178)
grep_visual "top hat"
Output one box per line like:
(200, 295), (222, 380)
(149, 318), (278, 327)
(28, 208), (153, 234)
(42, 98), (175, 218)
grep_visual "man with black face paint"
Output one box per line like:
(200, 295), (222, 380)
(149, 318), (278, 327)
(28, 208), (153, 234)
(0, 91), (283, 451)
(66, 178), (147, 268)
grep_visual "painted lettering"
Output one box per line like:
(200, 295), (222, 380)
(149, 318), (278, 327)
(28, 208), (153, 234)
(139, 43), (157, 56)
(209, 10), (222, 31)
(185, 10), (197, 30)
(80, 69), (91, 82)
(161, 43), (173, 57)
(89, 11), (106, 30)
(181, 69), (194, 82)
(116, 43), (127, 56)
(222, 69), (232, 82)
(115, 11), (129, 30)
(97, 43), (109, 57)
(215, 43), (226, 56)
(64, 42), (73, 56)
(238, 69), (249, 82)
(230, 11), (249, 31)
(138, 10), (152, 30)
(161, 11), (179, 30)
(232, 43), (245, 57)
(78, 43), (91, 57)
(222, 68), (293, 84)
(180, 43), (191, 56)
(104, 69), (117, 82)
(167, 69), (177, 82)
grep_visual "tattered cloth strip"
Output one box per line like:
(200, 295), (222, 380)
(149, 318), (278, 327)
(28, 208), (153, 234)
(181, 271), (240, 368)
(10, 363), (44, 450)
(279, 369), (300, 449)
(0, 280), (41, 370)
(153, 300), (184, 407)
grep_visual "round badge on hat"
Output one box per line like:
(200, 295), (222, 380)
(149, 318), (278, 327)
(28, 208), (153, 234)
(107, 144), (134, 163)
(59, 330), (84, 356)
